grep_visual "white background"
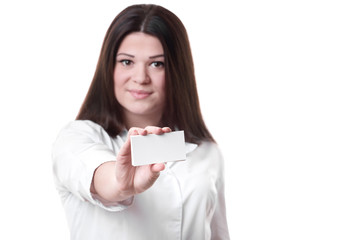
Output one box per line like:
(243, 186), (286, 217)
(0, 0), (359, 239)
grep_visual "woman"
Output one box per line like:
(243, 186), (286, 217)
(52, 4), (230, 240)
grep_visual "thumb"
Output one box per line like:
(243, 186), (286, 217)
(117, 129), (138, 163)
(151, 163), (165, 172)
(134, 164), (164, 194)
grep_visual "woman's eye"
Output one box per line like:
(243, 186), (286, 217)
(150, 61), (164, 68)
(119, 59), (132, 66)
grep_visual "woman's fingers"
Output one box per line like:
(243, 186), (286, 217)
(128, 127), (146, 136)
(128, 126), (172, 136)
(162, 127), (172, 133)
(144, 126), (172, 135)
(144, 126), (161, 135)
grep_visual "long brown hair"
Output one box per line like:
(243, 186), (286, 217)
(77, 4), (214, 143)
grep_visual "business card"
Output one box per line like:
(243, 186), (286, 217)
(130, 131), (186, 166)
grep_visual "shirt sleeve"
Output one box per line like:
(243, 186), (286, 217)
(210, 147), (231, 240)
(52, 121), (133, 212)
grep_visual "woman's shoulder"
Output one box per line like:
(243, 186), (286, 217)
(197, 140), (221, 152)
(60, 120), (107, 136)
(188, 141), (225, 176)
(63, 119), (103, 131)
(192, 141), (224, 161)
(55, 120), (114, 144)
(53, 120), (118, 154)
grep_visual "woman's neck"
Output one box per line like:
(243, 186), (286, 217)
(124, 111), (162, 129)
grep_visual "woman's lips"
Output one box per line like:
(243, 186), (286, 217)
(128, 89), (152, 99)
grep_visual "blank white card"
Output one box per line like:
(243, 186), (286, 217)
(130, 131), (186, 166)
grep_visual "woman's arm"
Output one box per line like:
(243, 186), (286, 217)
(210, 145), (231, 239)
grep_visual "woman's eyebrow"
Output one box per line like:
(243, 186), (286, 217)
(117, 53), (135, 57)
(116, 53), (164, 59)
(149, 54), (164, 59)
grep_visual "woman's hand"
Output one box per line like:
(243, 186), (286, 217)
(91, 126), (171, 203)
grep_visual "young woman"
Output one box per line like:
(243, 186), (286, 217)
(52, 4), (230, 239)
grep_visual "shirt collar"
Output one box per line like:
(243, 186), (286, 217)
(185, 142), (198, 155)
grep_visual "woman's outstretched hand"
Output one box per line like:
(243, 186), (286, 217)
(91, 126), (171, 203)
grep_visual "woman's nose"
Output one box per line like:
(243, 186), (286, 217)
(133, 64), (150, 84)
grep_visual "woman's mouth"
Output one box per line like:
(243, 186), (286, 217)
(128, 89), (152, 99)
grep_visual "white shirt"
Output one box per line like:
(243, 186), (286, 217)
(52, 120), (230, 240)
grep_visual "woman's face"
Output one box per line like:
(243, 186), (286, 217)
(114, 32), (166, 126)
